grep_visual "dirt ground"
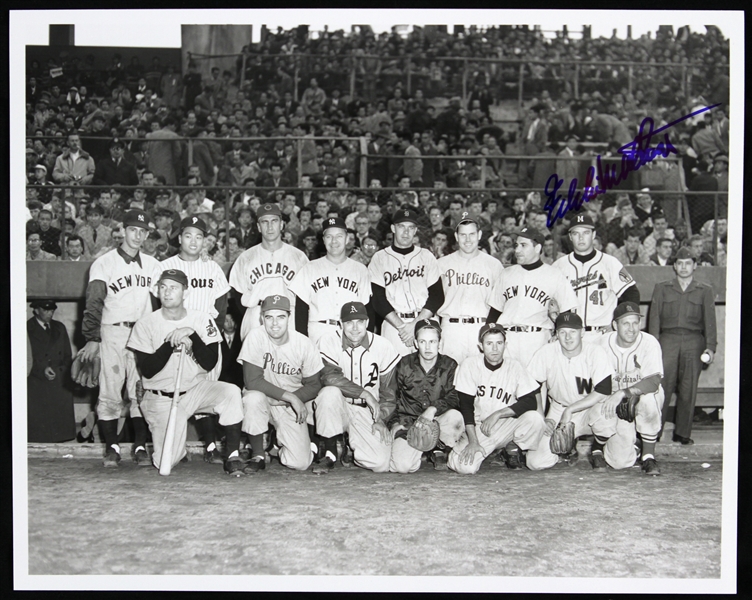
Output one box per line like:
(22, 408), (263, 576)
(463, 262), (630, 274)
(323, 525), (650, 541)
(26, 455), (722, 578)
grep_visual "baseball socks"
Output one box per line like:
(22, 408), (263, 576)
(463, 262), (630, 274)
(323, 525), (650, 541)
(247, 434), (266, 462)
(223, 422), (242, 459)
(193, 415), (217, 451)
(308, 424), (322, 463)
(98, 419), (121, 466)
(131, 416), (149, 455)
(320, 436), (338, 464)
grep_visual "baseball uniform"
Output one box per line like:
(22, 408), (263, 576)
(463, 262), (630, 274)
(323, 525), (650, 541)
(489, 263), (578, 366)
(315, 328), (401, 472)
(289, 257), (372, 345)
(229, 243), (309, 341)
(127, 308), (244, 469)
(447, 355), (545, 474)
(238, 326), (323, 470)
(524, 340), (617, 470)
(554, 250), (636, 341)
(368, 245), (442, 356)
(600, 330), (665, 469)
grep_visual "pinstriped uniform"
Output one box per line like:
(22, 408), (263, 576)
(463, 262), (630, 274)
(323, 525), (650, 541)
(154, 256), (231, 318)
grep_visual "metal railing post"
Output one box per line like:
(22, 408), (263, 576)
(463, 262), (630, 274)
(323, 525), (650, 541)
(713, 191), (719, 264)
(628, 64), (633, 96)
(682, 65), (688, 98)
(225, 193), (231, 262)
(574, 62), (580, 98)
(350, 52), (356, 100)
(406, 56), (412, 96)
(359, 136), (368, 189)
(297, 137), (303, 186)
(187, 139), (194, 167)
(480, 156), (487, 189)
(293, 55), (299, 102)
(240, 53), (247, 89)
(518, 63), (524, 110)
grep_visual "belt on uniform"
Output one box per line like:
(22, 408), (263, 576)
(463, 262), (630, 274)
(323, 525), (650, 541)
(447, 317), (486, 324)
(507, 326), (543, 332)
(347, 398), (368, 406)
(109, 321), (136, 328)
(147, 389), (188, 397)
(318, 319), (341, 326)
(584, 326), (604, 332)
(398, 312), (416, 319)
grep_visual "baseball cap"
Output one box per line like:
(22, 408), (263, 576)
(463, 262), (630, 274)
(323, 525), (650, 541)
(30, 299), (58, 310)
(158, 269), (189, 288)
(675, 247), (694, 261)
(516, 226), (545, 246)
(322, 216), (347, 233)
(555, 312), (583, 330)
(455, 211), (478, 230)
(260, 294), (291, 313)
(180, 215), (208, 234)
(122, 209), (150, 230)
(340, 301), (368, 323)
(613, 302), (640, 321)
(478, 322), (506, 343)
(256, 203), (282, 219)
(568, 212), (596, 231)
(414, 318), (442, 337)
(392, 207), (421, 225)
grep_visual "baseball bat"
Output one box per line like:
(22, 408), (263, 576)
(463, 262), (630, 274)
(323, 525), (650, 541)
(159, 345), (186, 476)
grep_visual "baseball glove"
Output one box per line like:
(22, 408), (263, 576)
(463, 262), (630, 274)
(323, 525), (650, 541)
(71, 353), (101, 388)
(616, 395), (640, 422)
(406, 418), (441, 452)
(549, 421), (576, 455)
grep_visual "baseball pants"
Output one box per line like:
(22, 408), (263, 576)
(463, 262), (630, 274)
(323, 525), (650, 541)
(439, 321), (484, 365)
(314, 386), (391, 472)
(140, 380), (244, 470)
(503, 330), (551, 366)
(659, 331), (704, 439)
(239, 305), (263, 342)
(381, 318), (417, 357)
(526, 400), (618, 470)
(241, 390), (314, 470)
(603, 390), (663, 469)
(389, 409), (465, 474)
(97, 324), (143, 421)
(447, 410), (545, 475)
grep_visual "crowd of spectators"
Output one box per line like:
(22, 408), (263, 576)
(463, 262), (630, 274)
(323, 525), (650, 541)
(24, 23), (730, 269)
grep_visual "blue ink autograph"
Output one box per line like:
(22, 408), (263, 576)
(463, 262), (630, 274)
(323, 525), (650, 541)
(543, 104), (721, 227)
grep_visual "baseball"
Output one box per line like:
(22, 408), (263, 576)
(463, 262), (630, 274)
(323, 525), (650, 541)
(701, 351), (712, 364)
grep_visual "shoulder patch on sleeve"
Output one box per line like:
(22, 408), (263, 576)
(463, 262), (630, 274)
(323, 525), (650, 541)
(206, 320), (218, 337)
(618, 268), (633, 283)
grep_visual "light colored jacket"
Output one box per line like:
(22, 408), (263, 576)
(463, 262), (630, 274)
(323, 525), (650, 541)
(52, 150), (96, 184)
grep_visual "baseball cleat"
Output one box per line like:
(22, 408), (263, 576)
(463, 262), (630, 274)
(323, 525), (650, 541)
(204, 447), (224, 464)
(243, 457), (266, 474)
(132, 447), (151, 467)
(312, 456), (335, 475)
(429, 450), (448, 471)
(563, 449), (578, 466)
(641, 458), (661, 476)
(224, 457), (246, 477)
(590, 452), (608, 472)
(103, 447), (121, 468)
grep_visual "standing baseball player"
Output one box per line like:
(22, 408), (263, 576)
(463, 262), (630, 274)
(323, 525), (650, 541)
(288, 217), (372, 346)
(600, 302), (665, 475)
(237, 295), (324, 473)
(386, 319), (465, 473)
(525, 313), (619, 472)
(78, 209), (160, 467)
(368, 207), (444, 356)
(229, 203), (308, 341)
(154, 215), (233, 463)
(447, 322), (546, 474)
(488, 226), (578, 366)
(127, 269), (246, 475)
(436, 212), (504, 364)
(554, 212), (641, 342)
(312, 301), (401, 474)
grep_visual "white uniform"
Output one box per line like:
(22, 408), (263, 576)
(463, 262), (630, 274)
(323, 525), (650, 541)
(127, 309), (244, 469)
(553, 251), (636, 340)
(288, 257), (372, 345)
(315, 330), (401, 472)
(524, 341), (618, 470)
(229, 243), (309, 341)
(368, 246), (441, 356)
(88, 248), (161, 421)
(238, 327), (323, 470)
(489, 263), (578, 366)
(447, 356), (546, 474)
(600, 331), (664, 469)
(437, 251), (503, 364)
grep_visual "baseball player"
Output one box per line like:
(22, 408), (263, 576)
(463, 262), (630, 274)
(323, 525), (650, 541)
(553, 212), (640, 342)
(447, 322), (546, 474)
(127, 269), (246, 475)
(288, 217), (372, 346)
(436, 212), (504, 364)
(153, 215), (233, 463)
(600, 302), (665, 475)
(229, 203), (308, 341)
(312, 301), (401, 474)
(525, 313), (619, 472)
(237, 295), (324, 474)
(386, 319), (465, 473)
(78, 209), (160, 467)
(488, 226), (578, 366)
(368, 207), (444, 356)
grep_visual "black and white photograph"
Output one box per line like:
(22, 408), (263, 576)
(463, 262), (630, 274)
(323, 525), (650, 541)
(10, 8), (743, 594)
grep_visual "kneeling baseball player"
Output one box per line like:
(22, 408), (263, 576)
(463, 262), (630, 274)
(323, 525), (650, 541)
(127, 269), (246, 475)
(599, 302), (665, 475)
(387, 319), (465, 473)
(312, 301), (401, 474)
(238, 295), (324, 473)
(525, 313), (619, 471)
(447, 322), (546, 474)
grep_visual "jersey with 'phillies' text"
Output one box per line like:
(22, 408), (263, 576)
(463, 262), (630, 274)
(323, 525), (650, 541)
(437, 251), (503, 319)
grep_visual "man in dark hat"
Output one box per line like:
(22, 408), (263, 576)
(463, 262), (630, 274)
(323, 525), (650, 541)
(27, 299), (76, 442)
(93, 137), (139, 186)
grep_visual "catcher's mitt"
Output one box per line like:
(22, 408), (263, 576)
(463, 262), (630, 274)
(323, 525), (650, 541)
(549, 421), (576, 455)
(616, 395), (639, 422)
(406, 418), (441, 452)
(71, 353), (101, 388)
